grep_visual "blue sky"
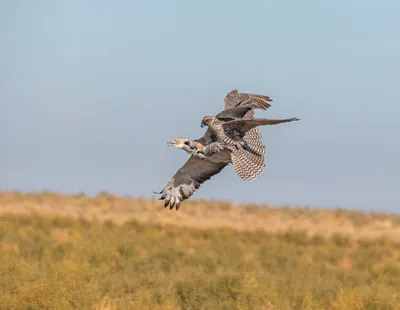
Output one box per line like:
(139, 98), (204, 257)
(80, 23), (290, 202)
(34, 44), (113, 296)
(1, 0), (399, 212)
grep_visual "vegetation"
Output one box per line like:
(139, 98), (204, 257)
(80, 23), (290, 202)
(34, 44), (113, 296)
(0, 192), (399, 309)
(1, 191), (399, 242)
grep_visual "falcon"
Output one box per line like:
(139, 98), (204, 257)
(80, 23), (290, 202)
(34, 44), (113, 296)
(199, 110), (299, 181)
(153, 89), (299, 210)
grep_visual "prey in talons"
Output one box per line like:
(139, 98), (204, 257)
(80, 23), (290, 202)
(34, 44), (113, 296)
(167, 138), (207, 159)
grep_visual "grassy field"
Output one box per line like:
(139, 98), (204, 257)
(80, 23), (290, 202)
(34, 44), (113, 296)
(0, 192), (399, 309)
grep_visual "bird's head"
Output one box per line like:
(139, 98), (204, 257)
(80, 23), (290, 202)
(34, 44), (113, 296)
(167, 138), (193, 151)
(201, 116), (213, 128)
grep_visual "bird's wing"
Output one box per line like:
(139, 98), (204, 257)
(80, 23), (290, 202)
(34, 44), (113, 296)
(195, 128), (217, 145)
(155, 155), (228, 210)
(222, 117), (300, 135)
(224, 89), (273, 111)
(215, 105), (253, 121)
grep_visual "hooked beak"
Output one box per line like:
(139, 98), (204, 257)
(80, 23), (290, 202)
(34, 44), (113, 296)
(200, 120), (206, 128)
(167, 141), (173, 147)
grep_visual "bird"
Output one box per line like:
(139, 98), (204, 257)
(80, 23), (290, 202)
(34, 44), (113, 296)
(166, 138), (209, 159)
(167, 137), (226, 160)
(155, 137), (231, 210)
(199, 113), (299, 181)
(153, 89), (299, 210)
(222, 89), (273, 158)
(202, 89), (273, 157)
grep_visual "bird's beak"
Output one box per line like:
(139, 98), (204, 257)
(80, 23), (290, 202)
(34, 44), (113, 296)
(200, 121), (206, 128)
(167, 141), (172, 147)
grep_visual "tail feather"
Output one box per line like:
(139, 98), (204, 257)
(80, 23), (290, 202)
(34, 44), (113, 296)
(244, 139), (266, 158)
(244, 128), (263, 140)
(243, 128), (265, 157)
(231, 148), (264, 181)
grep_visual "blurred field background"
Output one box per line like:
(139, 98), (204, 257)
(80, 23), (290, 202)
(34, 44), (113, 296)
(0, 191), (399, 309)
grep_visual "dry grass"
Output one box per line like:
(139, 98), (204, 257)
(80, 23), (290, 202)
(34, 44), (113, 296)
(1, 191), (399, 241)
(0, 191), (399, 309)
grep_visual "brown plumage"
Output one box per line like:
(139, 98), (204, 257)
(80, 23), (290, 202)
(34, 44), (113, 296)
(202, 90), (274, 175)
(155, 89), (299, 210)
(201, 116), (299, 181)
(224, 89), (272, 111)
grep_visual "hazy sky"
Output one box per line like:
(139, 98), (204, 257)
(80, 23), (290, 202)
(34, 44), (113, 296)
(1, 1), (399, 212)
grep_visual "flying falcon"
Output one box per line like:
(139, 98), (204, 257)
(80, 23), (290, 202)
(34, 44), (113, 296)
(199, 108), (298, 181)
(153, 89), (299, 210)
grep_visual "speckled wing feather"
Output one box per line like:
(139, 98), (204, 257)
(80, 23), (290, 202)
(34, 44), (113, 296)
(155, 156), (227, 210)
(224, 89), (273, 111)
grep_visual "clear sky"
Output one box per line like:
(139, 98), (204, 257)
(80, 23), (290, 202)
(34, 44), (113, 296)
(1, 1), (399, 212)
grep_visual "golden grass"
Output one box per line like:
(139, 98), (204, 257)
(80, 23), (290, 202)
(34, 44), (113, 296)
(1, 191), (399, 241)
(0, 191), (399, 309)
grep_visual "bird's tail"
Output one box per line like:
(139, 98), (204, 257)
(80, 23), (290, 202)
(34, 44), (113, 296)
(231, 148), (264, 181)
(243, 128), (266, 158)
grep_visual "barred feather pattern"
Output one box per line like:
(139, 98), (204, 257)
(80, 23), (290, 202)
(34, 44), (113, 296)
(224, 90), (273, 111)
(244, 127), (262, 139)
(231, 148), (264, 181)
(216, 118), (266, 158)
(213, 123), (243, 148)
(242, 110), (266, 157)
(221, 92), (269, 164)
(238, 94), (272, 110)
(209, 126), (264, 181)
(244, 138), (266, 161)
(213, 100), (269, 177)
(212, 117), (266, 169)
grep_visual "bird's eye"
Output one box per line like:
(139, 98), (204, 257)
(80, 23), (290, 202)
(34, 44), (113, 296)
(184, 141), (190, 145)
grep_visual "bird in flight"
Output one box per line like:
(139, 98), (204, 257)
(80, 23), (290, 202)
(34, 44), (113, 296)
(198, 113), (299, 180)
(153, 89), (299, 210)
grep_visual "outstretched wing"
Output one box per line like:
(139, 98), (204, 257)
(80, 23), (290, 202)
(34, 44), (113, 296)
(195, 128), (217, 145)
(155, 155), (227, 210)
(224, 89), (273, 111)
(216, 105), (253, 121)
(222, 117), (300, 136)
